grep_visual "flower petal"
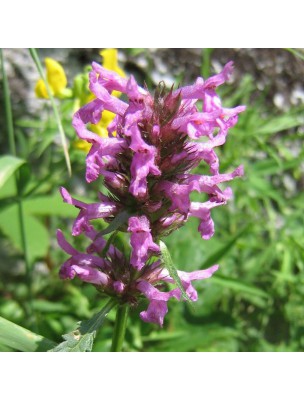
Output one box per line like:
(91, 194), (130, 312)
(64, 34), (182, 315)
(60, 187), (118, 235)
(128, 216), (160, 270)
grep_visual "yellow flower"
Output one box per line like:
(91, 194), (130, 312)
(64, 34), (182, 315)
(35, 58), (68, 99)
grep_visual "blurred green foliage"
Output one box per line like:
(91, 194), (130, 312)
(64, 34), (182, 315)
(1, 49), (304, 352)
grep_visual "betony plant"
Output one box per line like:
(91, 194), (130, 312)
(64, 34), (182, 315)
(57, 60), (245, 350)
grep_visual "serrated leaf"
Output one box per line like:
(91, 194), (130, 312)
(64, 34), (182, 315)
(49, 299), (117, 352)
(159, 240), (190, 301)
(50, 330), (95, 352)
(0, 155), (25, 190)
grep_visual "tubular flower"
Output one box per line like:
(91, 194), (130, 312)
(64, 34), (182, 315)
(35, 58), (68, 99)
(100, 48), (126, 92)
(59, 61), (245, 326)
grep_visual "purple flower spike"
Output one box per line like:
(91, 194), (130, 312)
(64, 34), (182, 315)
(59, 59), (244, 326)
(128, 216), (160, 270)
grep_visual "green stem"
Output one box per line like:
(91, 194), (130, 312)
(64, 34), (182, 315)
(201, 48), (213, 78)
(29, 48), (72, 177)
(0, 49), (32, 301)
(111, 303), (129, 352)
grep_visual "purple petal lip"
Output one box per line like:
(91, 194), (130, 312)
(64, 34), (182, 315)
(60, 187), (118, 235)
(128, 216), (160, 270)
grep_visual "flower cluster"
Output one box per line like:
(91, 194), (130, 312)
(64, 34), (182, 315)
(58, 59), (245, 326)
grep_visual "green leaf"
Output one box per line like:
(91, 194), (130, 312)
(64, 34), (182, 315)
(49, 299), (117, 352)
(0, 174), (16, 200)
(253, 158), (301, 176)
(0, 204), (49, 263)
(0, 155), (25, 190)
(23, 193), (78, 218)
(159, 240), (190, 301)
(32, 300), (70, 313)
(255, 114), (303, 136)
(35, 128), (58, 157)
(0, 316), (56, 352)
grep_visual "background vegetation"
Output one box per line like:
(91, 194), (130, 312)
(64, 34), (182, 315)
(1, 48), (304, 352)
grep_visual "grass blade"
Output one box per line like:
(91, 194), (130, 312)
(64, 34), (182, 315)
(285, 48), (304, 62)
(211, 274), (269, 299)
(0, 316), (56, 352)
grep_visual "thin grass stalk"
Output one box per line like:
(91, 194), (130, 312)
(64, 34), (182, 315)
(29, 48), (72, 176)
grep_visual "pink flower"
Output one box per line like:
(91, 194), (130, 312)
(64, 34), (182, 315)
(128, 216), (160, 270)
(60, 187), (118, 235)
(58, 60), (244, 326)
